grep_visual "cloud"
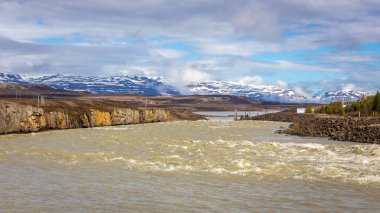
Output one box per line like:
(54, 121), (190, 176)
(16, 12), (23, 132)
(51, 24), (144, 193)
(342, 83), (358, 91)
(182, 69), (211, 83)
(232, 1), (283, 42)
(2, 0), (379, 45)
(252, 60), (341, 73)
(276, 80), (288, 88)
(164, 62), (213, 93)
(152, 49), (188, 59)
(0, 0), (379, 92)
(236, 76), (263, 86)
(293, 86), (314, 100)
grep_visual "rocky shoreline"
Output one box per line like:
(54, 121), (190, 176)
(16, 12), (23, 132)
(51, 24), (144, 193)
(245, 111), (380, 144)
(0, 100), (204, 135)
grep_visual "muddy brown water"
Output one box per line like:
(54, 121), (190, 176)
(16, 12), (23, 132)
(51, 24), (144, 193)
(1, 120), (379, 212)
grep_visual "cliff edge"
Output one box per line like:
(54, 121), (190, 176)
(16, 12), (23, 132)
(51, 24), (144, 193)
(0, 100), (203, 134)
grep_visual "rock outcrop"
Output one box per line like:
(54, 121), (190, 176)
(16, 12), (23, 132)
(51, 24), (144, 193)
(243, 110), (310, 123)
(0, 101), (202, 134)
(285, 116), (380, 144)
(247, 111), (380, 144)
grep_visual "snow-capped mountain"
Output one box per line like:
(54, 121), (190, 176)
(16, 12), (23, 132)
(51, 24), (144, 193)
(317, 90), (371, 102)
(0, 73), (179, 96)
(188, 81), (372, 103)
(188, 81), (308, 102)
(0, 73), (25, 84)
(0, 72), (372, 102)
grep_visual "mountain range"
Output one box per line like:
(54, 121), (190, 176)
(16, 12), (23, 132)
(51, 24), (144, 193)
(0, 72), (179, 96)
(188, 81), (371, 103)
(0, 72), (371, 103)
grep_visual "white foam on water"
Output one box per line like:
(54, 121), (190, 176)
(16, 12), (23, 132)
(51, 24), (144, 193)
(163, 164), (177, 171)
(210, 167), (228, 174)
(165, 155), (181, 159)
(107, 156), (127, 162)
(356, 175), (380, 184)
(3, 121), (380, 186)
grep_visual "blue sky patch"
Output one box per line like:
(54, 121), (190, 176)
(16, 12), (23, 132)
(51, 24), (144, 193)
(163, 42), (200, 59)
(163, 42), (192, 51)
(35, 18), (47, 26)
(33, 37), (66, 44)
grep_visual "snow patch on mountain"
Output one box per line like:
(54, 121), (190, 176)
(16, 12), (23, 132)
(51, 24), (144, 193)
(188, 81), (372, 103)
(317, 90), (371, 102)
(0, 73), (25, 84)
(188, 81), (308, 102)
(0, 73), (179, 96)
(0, 72), (372, 102)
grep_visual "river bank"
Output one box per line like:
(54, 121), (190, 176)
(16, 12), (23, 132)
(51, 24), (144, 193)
(244, 111), (380, 144)
(0, 100), (204, 134)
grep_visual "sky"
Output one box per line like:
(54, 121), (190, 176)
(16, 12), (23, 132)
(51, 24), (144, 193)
(0, 0), (380, 94)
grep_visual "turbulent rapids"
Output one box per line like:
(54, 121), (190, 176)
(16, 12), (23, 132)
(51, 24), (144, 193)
(1, 120), (380, 212)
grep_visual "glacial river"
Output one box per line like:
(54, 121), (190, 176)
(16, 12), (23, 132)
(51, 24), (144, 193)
(1, 120), (380, 212)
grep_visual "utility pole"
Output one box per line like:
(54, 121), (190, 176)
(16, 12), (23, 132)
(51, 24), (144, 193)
(145, 96), (148, 109)
(37, 94), (40, 107)
(40, 96), (46, 107)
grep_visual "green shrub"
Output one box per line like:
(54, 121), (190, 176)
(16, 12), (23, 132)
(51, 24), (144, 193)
(306, 106), (314, 113)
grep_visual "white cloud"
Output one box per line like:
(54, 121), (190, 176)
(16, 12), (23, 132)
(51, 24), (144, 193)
(182, 69), (211, 83)
(0, 0), (379, 91)
(266, 60), (341, 72)
(342, 83), (358, 91)
(152, 49), (188, 59)
(235, 76), (263, 86)
(102, 64), (158, 77)
(293, 86), (315, 100)
(276, 80), (288, 88)
(324, 54), (378, 63)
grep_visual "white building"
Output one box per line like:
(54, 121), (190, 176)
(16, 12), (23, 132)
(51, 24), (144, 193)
(297, 108), (306, 114)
